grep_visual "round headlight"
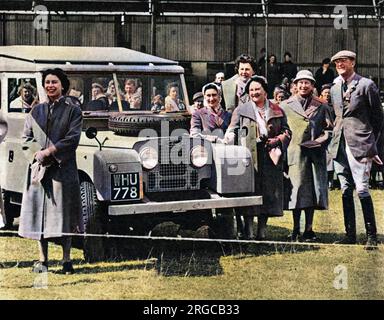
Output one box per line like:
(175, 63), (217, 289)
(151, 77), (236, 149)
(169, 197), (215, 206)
(139, 146), (158, 170)
(190, 145), (209, 168)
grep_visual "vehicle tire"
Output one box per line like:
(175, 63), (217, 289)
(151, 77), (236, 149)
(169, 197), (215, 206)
(1, 190), (20, 230)
(80, 180), (107, 263)
(108, 112), (191, 136)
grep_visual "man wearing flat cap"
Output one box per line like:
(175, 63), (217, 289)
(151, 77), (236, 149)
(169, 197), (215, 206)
(329, 50), (384, 249)
(281, 70), (333, 242)
(190, 91), (204, 112)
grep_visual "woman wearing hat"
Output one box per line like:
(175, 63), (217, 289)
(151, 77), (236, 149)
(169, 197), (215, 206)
(280, 70), (333, 242)
(221, 76), (291, 240)
(19, 68), (83, 274)
(190, 83), (231, 142)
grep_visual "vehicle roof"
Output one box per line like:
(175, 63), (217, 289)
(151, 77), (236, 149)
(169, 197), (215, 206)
(0, 45), (182, 73)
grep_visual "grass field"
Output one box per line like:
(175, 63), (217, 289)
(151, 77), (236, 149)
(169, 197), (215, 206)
(1, 189), (383, 300)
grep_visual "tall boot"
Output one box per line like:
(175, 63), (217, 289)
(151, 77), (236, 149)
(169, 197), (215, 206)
(288, 210), (301, 241)
(335, 194), (356, 244)
(256, 216), (268, 240)
(244, 216), (254, 240)
(360, 196), (378, 250)
(235, 211), (245, 239)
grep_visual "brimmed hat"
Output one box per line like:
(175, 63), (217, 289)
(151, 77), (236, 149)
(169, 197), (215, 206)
(331, 50), (356, 62)
(321, 83), (333, 92)
(192, 92), (203, 101)
(92, 83), (104, 91)
(293, 70), (315, 83)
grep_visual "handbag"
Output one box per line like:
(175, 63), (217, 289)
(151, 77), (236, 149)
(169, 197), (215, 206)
(30, 161), (46, 185)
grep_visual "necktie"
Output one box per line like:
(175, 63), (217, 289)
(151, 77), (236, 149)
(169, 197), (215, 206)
(342, 82), (348, 93)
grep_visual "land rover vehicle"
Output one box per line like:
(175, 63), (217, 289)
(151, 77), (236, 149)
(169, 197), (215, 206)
(0, 46), (261, 261)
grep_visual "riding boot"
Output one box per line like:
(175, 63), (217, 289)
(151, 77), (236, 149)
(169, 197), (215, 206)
(360, 196), (378, 250)
(288, 210), (301, 241)
(256, 216), (268, 240)
(335, 194), (356, 244)
(235, 210), (245, 239)
(244, 216), (254, 240)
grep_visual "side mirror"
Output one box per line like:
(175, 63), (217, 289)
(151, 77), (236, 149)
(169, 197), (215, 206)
(85, 126), (107, 151)
(85, 127), (98, 139)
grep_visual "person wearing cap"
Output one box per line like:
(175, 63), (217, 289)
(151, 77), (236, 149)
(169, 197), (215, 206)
(221, 76), (291, 240)
(221, 54), (257, 112)
(281, 70), (333, 242)
(190, 83), (231, 142)
(329, 50), (384, 249)
(190, 91), (204, 112)
(315, 58), (335, 94)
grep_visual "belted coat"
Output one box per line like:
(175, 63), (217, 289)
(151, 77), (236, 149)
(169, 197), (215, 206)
(18, 97), (83, 240)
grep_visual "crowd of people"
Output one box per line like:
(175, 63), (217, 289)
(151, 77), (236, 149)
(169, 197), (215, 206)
(10, 50), (384, 276)
(190, 50), (384, 249)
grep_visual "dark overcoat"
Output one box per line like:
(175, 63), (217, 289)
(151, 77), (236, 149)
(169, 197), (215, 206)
(329, 73), (384, 160)
(281, 95), (332, 210)
(225, 100), (291, 216)
(18, 97), (83, 240)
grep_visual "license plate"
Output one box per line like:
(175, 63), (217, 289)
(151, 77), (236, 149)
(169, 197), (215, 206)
(111, 172), (140, 201)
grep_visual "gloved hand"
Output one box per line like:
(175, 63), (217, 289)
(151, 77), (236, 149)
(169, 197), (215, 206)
(215, 137), (226, 144)
(35, 147), (56, 167)
(266, 137), (281, 149)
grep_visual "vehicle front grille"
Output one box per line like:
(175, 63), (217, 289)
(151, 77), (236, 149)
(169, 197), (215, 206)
(146, 138), (200, 192)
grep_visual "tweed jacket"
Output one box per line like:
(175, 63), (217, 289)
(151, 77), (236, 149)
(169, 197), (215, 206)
(329, 73), (384, 159)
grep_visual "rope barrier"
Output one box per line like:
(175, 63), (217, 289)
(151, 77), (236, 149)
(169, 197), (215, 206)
(0, 229), (378, 249)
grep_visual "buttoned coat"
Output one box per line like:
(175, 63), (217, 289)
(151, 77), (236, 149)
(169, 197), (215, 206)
(329, 73), (384, 159)
(225, 100), (291, 216)
(18, 97), (83, 240)
(190, 106), (232, 139)
(281, 95), (332, 210)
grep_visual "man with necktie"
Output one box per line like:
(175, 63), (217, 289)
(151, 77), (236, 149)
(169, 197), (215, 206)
(329, 50), (384, 249)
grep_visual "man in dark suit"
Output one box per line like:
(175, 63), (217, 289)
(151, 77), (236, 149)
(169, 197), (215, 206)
(329, 50), (384, 249)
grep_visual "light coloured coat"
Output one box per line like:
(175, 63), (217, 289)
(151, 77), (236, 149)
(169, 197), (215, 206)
(281, 95), (332, 210)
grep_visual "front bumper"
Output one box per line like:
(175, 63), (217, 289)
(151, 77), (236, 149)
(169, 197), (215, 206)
(108, 193), (262, 215)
